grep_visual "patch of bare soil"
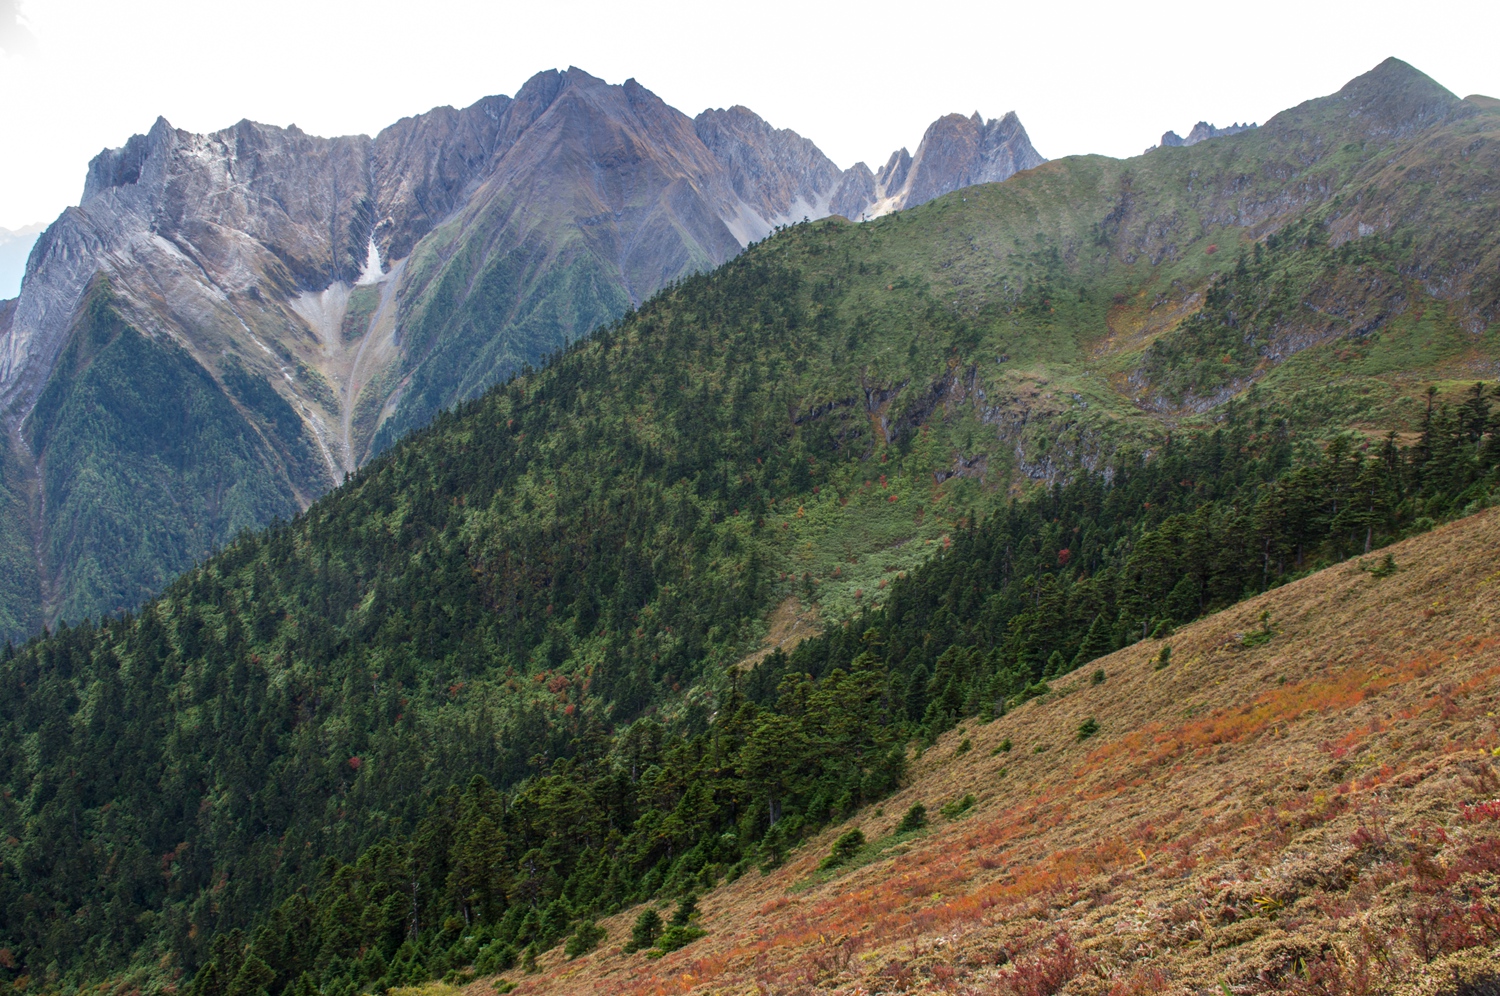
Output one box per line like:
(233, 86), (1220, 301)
(481, 510), (1500, 996)
(733, 597), (821, 673)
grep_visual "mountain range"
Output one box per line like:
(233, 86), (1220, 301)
(0, 55), (1497, 996)
(1153, 120), (1257, 151)
(0, 67), (1044, 637)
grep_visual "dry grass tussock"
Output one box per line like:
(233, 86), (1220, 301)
(472, 509), (1500, 996)
(732, 597), (820, 673)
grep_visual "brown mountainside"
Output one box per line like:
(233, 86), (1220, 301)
(486, 509), (1500, 996)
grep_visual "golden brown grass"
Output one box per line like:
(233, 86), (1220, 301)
(475, 509), (1500, 996)
(732, 597), (821, 674)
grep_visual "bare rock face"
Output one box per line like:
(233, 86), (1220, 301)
(905, 111), (1045, 205)
(695, 105), (846, 228)
(861, 111), (1045, 216)
(875, 148), (914, 202)
(0, 105), (507, 434)
(371, 95), (513, 262)
(828, 162), (877, 221)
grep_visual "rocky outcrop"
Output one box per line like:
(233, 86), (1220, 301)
(874, 148), (913, 202)
(370, 95), (513, 261)
(695, 105), (845, 227)
(860, 111), (1045, 216)
(828, 163), (877, 221)
(903, 111), (1045, 205)
(1156, 120), (1257, 150)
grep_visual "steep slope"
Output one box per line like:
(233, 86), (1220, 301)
(21, 278), (317, 623)
(368, 69), (849, 450)
(497, 507), (1500, 996)
(0, 96), (512, 627)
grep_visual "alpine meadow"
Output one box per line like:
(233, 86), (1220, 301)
(2, 57), (1500, 996)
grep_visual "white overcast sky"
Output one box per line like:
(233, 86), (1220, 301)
(2, 0), (1499, 232)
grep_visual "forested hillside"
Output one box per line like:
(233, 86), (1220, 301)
(495, 505), (1500, 996)
(1, 59), (1499, 996)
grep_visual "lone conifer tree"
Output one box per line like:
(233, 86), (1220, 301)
(626, 908), (662, 953)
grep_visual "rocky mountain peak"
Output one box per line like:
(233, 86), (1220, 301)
(1265, 56), (1471, 143)
(81, 116), (171, 201)
(1154, 120), (1256, 151)
(864, 110), (1044, 216)
(694, 105), (844, 225)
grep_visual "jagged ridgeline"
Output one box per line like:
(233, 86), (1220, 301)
(2, 58), (1500, 994)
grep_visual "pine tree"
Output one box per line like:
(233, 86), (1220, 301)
(1069, 614), (1112, 668)
(190, 933), (247, 996)
(226, 954), (276, 996)
(625, 909), (662, 953)
(1164, 575), (1199, 624)
(288, 972), (321, 996)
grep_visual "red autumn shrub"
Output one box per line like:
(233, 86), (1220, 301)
(1460, 800), (1500, 822)
(1108, 964), (1170, 996)
(994, 933), (1089, 996)
(1290, 948), (1380, 996)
